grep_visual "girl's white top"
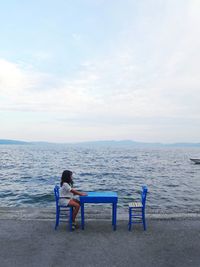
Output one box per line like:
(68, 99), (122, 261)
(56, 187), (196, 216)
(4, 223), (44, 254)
(59, 182), (73, 206)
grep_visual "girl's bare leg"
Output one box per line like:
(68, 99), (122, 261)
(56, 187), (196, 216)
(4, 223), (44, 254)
(68, 199), (80, 222)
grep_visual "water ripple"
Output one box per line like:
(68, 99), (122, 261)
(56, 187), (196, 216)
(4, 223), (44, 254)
(0, 145), (200, 214)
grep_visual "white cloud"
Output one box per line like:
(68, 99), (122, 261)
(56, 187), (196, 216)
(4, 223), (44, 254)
(1, 0), (200, 142)
(0, 59), (29, 93)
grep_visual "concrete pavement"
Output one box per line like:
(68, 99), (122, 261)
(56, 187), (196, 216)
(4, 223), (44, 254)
(0, 217), (200, 267)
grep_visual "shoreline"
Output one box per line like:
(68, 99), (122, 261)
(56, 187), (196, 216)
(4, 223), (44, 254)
(1, 206), (200, 221)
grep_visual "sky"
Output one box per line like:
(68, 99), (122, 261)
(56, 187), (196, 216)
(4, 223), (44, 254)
(0, 0), (200, 143)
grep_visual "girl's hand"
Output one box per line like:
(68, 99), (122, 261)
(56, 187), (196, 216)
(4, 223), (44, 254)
(81, 192), (87, 196)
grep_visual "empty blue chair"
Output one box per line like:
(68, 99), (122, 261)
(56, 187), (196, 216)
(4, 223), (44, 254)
(54, 185), (73, 231)
(128, 186), (148, 231)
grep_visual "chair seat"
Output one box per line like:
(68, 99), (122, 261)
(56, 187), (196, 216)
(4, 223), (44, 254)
(129, 201), (143, 208)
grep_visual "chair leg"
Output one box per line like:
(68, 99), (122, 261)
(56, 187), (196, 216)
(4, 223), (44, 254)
(142, 210), (146, 231)
(69, 207), (73, 231)
(55, 207), (60, 230)
(128, 208), (132, 231)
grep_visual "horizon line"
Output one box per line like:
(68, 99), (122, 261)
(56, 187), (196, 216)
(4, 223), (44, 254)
(0, 138), (200, 146)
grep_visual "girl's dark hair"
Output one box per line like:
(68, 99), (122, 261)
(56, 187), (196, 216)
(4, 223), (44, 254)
(60, 170), (73, 187)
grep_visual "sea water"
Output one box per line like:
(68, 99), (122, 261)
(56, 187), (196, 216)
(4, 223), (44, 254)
(0, 144), (200, 216)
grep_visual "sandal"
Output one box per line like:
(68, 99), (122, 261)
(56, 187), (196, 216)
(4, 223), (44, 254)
(72, 222), (79, 229)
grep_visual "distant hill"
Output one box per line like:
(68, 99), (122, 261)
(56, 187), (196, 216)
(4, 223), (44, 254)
(0, 139), (28, 145)
(73, 140), (200, 147)
(167, 142), (200, 147)
(72, 140), (161, 147)
(0, 139), (200, 147)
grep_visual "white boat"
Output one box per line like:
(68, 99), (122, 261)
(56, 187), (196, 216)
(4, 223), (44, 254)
(190, 158), (200, 164)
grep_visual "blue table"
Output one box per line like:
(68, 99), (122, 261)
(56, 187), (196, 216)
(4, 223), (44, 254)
(79, 191), (118, 231)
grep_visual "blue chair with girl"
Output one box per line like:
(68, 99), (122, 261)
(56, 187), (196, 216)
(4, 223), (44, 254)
(54, 170), (87, 231)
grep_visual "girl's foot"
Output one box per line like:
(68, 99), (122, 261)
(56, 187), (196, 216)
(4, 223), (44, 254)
(72, 222), (79, 229)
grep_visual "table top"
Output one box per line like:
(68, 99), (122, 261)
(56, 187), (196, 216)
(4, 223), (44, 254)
(80, 191), (118, 203)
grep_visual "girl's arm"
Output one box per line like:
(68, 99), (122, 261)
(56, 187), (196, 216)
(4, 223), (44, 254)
(71, 188), (87, 196)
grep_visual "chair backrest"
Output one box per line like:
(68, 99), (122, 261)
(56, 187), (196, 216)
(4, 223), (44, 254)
(141, 186), (148, 208)
(54, 185), (60, 206)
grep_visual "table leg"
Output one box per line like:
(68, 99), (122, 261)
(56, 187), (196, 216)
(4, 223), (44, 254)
(112, 203), (114, 225)
(112, 203), (117, 231)
(81, 203), (85, 230)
